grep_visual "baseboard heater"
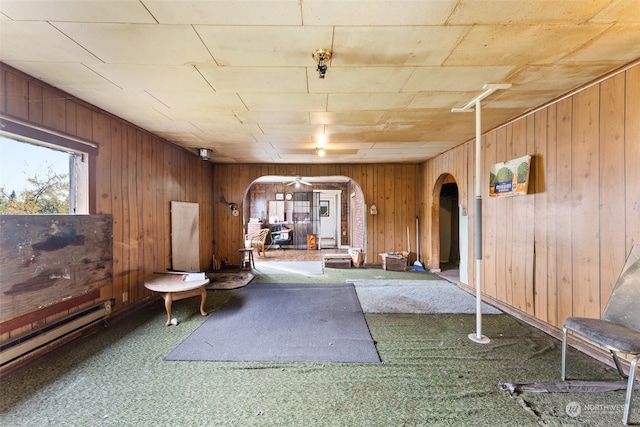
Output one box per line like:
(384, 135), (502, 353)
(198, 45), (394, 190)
(0, 300), (112, 368)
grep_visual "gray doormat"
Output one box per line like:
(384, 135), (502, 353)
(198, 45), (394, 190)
(165, 283), (381, 363)
(348, 279), (502, 314)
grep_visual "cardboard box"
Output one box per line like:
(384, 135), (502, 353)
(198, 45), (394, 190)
(379, 252), (408, 271)
(349, 248), (364, 267)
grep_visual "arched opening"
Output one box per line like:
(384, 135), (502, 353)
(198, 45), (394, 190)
(439, 180), (460, 271)
(241, 175), (366, 263)
(431, 173), (463, 281)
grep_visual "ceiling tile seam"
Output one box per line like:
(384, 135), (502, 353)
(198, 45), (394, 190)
(439, 24), (475, 68)
(191, 63), (219, 92)
(190, 25), (220, 67)
(444, 0), (465, 26)
(139, 1), (160, 24)
(143, 90), (171, 109)
(151, 106), (174, 122)
(395, 67), (419, 99)
(299, 0), (305, 26)
(81, 63), (124, 90)
(551, 23), (618, 64)
(236, 94), (251, 114)
(49, 22), (106, 64)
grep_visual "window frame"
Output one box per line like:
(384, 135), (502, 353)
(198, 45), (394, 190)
(0, 115), (97, 214)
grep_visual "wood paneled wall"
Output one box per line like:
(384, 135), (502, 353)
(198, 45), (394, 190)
(422, 63), (640, 331)
(0, 64), (214, 326)
(212, 164), (420, 265)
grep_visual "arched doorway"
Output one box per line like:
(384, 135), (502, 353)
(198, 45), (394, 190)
(242, 175), (366, 259)
(439, 180), (460, 270)
(431, 173), (464, 282)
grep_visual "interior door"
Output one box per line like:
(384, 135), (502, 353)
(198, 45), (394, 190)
(319, 191), (339, 248)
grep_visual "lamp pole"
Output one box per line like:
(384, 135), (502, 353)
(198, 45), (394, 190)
(468, 98), (489, 344)
(451, 83), (511, 344)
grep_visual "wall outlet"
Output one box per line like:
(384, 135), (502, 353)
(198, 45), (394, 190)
(122, 291), (128, 303)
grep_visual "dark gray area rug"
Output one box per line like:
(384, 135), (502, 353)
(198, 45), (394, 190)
(165, 283), (381, 363)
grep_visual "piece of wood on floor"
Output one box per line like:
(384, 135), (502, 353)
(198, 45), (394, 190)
(323, 253), (352, 269)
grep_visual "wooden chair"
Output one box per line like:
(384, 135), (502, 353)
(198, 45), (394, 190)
(244, 228), (269, 257)
(561, 244), (640, 425)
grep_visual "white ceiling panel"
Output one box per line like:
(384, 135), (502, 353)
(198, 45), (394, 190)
(0, 0), (156, 23)
(328, 93), (416, 111)
(239, 94), (328, 112)
(308, 67), (416, 93)
(402, 66), (515, 92)
(0, 61), (115, 91)
(52, 23), (212, 65)
(592, 1), (640, 23)
(197, 66), (308, 93)
(445, 24), (610, 67)
(448, 0), (613, 24)
(259, 123), (325, 135)
(234, 111), (310, 125)
(325, 125), (388, 136)
(310, 111), (385, 125)
(195, 26), (333, 67)
(149, 90), (246, 111)
(0, 22), (101, 63)
(302, 0), (458, 25)
(332, 26), (467, 66)
(559, 24), (640, 63)
(254, 134), (314, 145)
(409, 92), (476, 109)
(508, 63), (621, 91)
(86, 64), (213, 92)
(157, 104), (243, 123)
(143, 0), (302, 25)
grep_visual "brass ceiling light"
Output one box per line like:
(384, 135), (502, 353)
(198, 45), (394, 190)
(312, 49), (332, 79)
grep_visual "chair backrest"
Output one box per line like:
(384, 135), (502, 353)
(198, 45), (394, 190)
(255, 228), (269, 243)
(245, 228), (268, 244)
(602, 244), (640, 332)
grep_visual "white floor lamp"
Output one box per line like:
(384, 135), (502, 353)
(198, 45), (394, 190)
(452, 83), (511, 344)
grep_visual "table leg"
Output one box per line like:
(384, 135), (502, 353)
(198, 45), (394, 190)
(199, 286), (208, 317)
(162, 292), (173, 326)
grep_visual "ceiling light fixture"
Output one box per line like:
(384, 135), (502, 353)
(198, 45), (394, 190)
(316, 133), (327, 147)
(312, 49), (332, 79)
(316, 147), (326, 157)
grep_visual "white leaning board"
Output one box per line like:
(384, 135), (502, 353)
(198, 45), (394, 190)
(171, 201), (200, 272)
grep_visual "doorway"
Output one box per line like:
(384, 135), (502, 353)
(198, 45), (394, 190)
(431, 173), (463, 282)
(319, 190), (341, 248)
(439, 182), (460, 269)
(243, 175), (363, 261)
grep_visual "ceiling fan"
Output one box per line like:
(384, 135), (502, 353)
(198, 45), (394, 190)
(287, 176), (312, 188)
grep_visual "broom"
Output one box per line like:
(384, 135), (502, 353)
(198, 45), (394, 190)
(413, 216), (425, 271)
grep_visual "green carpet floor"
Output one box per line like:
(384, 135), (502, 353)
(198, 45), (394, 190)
(0, 268), (633, 426)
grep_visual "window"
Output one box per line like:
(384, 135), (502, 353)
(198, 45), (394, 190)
(319, 200), (330, 217)
(0, 134), (89, 214)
